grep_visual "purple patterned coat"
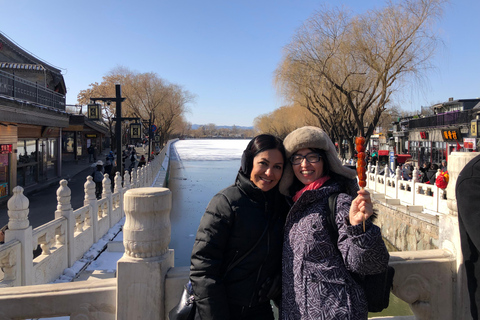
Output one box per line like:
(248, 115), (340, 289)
(281, 180), (389, 320)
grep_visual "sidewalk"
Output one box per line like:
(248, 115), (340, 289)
(25, 148), (112, 198)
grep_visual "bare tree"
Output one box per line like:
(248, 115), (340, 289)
(275, 0), (446, 155)
(254, 105), (320, 139)
(77, 66), (195, 149)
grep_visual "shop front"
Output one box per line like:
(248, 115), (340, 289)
(0, 144), (12, 199)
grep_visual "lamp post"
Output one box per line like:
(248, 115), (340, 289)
(89, 84), (139, 175)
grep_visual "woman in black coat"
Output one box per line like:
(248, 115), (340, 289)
(426, 163), (439, 185)
(189, 134), (289, 320)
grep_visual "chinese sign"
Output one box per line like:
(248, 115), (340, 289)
(441, 128), (461, 142)
(0, 144), (12, 154)
(471, 120), (478, 137)
(464, 138), (476, 150)
(130, 123), (141, 139)
(419, 131), (428, 139)
(88, 103), (100, 120)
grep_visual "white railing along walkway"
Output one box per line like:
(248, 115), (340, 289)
(0, 140), (174, 288)
(364, 163), (449, 215)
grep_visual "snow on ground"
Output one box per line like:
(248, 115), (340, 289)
(51, 217), (125, 284)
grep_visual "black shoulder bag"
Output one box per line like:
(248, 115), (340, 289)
(168, 221), (270, 320)
(326, 193), (395, 313)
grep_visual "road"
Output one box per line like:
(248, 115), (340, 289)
(0, 166), (94, 231)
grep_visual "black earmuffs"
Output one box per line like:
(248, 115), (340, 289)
(241, 149), (253, 175)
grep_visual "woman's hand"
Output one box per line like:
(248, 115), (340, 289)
(349, 189), (373, 226)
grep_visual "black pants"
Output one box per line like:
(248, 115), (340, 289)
(229, 302), (274, 320)
(194, 302), (274, 320)
(95, 182), (102, 199)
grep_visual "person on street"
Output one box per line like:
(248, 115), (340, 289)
(441, 159), (448, 172)
(104, 151), (114, 178)
(138, 155), (146, 168)
(88, 145), (95, 163)
(189, 134), (289, 320)
(278, 126), (389, 320)
(129, 150), (137, 172)
(92, 160), (104, 199)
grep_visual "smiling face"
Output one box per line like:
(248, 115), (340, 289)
(292, 148), (324, 186)
(249, 149), (284, 192)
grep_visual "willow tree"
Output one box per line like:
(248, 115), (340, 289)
(254, 104), (320, 139)
(275, 0), (446, 155)
(78, 66), (194, 149)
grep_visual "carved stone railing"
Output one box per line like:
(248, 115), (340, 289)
(389, 249), (456, 320)
(367, 164), (449, 215)
(0, 141), (175, 288)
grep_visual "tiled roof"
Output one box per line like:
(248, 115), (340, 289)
(0, 62), (46, 71)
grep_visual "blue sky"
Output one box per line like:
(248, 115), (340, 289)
(1, 0), (478, 127)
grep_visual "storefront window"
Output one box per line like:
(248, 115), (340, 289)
(46, 138), (57, 179)
(62, 132), (75, 153)
(17, 140), (38, 187)
(0, 145), (11, 199)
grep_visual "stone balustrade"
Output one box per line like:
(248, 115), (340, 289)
(367, 163), (449, 215)
(0, 140), (174, 289)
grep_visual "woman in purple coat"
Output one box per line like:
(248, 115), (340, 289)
(279, 126), (389, 320)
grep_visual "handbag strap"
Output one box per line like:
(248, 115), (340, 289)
(224, 220), (270, 276)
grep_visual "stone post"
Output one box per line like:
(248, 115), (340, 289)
(6, 186), (33, 285)
(54, 180), (76, 268)
(412, 166), (419, 183)
(114, 172), (124, 217)
(395, 165), (401, 181)
(124, 171), (131, 190)
(440, 151), (480, 319)
(116, 187), (174, 320)
(102, 174), (114, 228)
(84, 176), (99, 243)
(131, 168), (137, 189)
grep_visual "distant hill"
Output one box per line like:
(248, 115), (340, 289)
(191, 124), (254, 130)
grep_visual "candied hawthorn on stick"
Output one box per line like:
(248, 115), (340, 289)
(355, 136), (367, 232)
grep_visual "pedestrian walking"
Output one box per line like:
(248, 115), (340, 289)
(88, 145), (95, 163)
(91, 160), (104, 199)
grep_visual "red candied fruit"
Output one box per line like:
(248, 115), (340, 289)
(357, 168), (366, 180)
(357, 152), (366, 160)
(359, 180), (367, 188)
(357, 158), (366, 167)
(355, 144), (365, 152)
(355, 136), (366, 145)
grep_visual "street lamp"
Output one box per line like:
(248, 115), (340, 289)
(89, 84), (135, 175)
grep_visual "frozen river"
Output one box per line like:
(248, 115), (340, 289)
(168, 139), (250, 267)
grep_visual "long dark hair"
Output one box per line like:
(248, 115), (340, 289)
(240, 134), (286, 176)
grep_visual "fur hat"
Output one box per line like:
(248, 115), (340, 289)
(279, 126), (356, 195)
(96, 160), (104, 166)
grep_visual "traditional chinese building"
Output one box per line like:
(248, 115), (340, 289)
(0, 31), (68, 200)
(406, 98), (480, 167)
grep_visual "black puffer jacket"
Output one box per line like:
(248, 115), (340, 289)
(190, 172), (288, 320)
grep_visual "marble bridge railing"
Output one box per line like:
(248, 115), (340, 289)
(365, 163), (449, 215)
(0, 140), (173, 288)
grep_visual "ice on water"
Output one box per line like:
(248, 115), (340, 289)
(173, 139), (249, 161)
